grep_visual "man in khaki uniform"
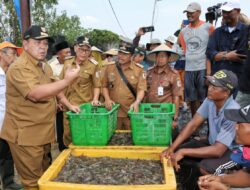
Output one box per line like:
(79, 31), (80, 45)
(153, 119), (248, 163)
(102, 44), (147, 130)
(0, 25), (80, 190)
(60, 36), (101, 146)
(146, 44), (181, 121)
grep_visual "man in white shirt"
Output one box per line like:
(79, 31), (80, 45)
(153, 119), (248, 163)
(49, 39), (71, 79)
(0, 41), (23, 190)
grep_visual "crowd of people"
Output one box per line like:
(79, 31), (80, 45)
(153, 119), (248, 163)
(0, 0), (250, 190)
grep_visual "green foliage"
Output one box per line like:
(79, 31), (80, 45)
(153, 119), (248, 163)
(32, 0), (58, 27)
(0, 0), (22, 45)
(87, 29), (119, 51)
(47, 11), (87, 44)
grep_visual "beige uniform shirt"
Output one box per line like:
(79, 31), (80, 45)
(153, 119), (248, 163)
(103, 62), (147, 117)
(61, 57), (101, 105)
(146, 66), (181, 103)
(0, 51), (56, 146)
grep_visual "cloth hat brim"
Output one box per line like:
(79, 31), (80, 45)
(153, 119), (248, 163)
(146, 39), (161, 50)
(147, 44), (179, 63)
(104, 49), (118, 56)
(78, 43), (91, 48)
(91, 46), (103, 53)
(0, 41), (23, 55)
(146, 43), (161, 51)
(225, 109), (249, 123)
(118, 46), (135, 54)
(31, 36), (54, 43)
(118, 50), (131, 54)
(183, 9), (197, 13)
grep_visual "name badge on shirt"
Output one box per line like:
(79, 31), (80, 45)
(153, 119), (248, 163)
(158, 86), (164, 96)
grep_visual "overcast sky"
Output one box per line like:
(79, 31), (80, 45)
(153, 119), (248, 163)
(56, 0), (250, 46)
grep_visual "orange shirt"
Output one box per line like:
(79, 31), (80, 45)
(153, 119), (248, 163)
(178, 20), (215, 54)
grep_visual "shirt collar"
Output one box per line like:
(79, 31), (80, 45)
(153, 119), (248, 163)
(153, 65), (171, 74)
(129, 62), (134, 70)
(223, 22), (245, 33)
(22, 51), (40, 66)
(52, 56), (60, 65)
(118, 62), (133, 70)
(218, 95), (234, 115)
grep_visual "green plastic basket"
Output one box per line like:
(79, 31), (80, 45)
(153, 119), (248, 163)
(128, 103), (175, 146)
(66, 103), (119, 146)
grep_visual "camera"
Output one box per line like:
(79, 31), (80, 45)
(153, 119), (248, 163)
(142, 26), (155, 33)
(205, 3), (222, 23)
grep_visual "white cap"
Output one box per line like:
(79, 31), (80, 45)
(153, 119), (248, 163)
(183, 2), (201, 13)
(221, 0), (240, 11)
(165, 35), (177, 44)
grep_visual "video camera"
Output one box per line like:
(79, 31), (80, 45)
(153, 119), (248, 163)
(205, 3), (222, 24)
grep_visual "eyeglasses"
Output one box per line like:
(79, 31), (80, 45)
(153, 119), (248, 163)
(6, 52), (17, 57)
(1, 50), (17, 57)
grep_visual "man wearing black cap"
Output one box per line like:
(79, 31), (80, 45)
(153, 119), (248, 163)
(60, 35), (101, 146)
(0, 25), (80, 190)
(199, 104), (250, 190)
(49, 39), (71, 79)
(48, 38), (71, 152)
(102, 44), (147, 130)
(132, 47), (146, 68)
(162, 70), (240, 189)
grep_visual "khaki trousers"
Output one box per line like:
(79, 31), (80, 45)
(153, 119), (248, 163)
(8, 141), (51, 189)
(63, 112), (71, 146)
(117, 117), (131, 130)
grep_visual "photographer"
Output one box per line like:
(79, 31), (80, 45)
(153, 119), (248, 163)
(132, 27), (161, 71)
(206, 1), (248, 86)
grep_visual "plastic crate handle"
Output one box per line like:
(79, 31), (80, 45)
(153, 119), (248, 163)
(150, 104), (161, 108)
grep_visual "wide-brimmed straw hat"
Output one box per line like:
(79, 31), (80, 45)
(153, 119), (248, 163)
(147, 44), (179, 63)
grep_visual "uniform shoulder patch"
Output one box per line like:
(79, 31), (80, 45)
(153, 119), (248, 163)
(64, 56), (75, 65)
(89, 58), (98, 65)
(135, 62), (144, 68)
(102, 60), (115, 66)
(147, 66), (155, 71)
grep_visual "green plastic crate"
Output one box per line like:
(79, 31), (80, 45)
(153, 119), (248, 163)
(66, 103), (119, 146)
(128, 103), (175, 146)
